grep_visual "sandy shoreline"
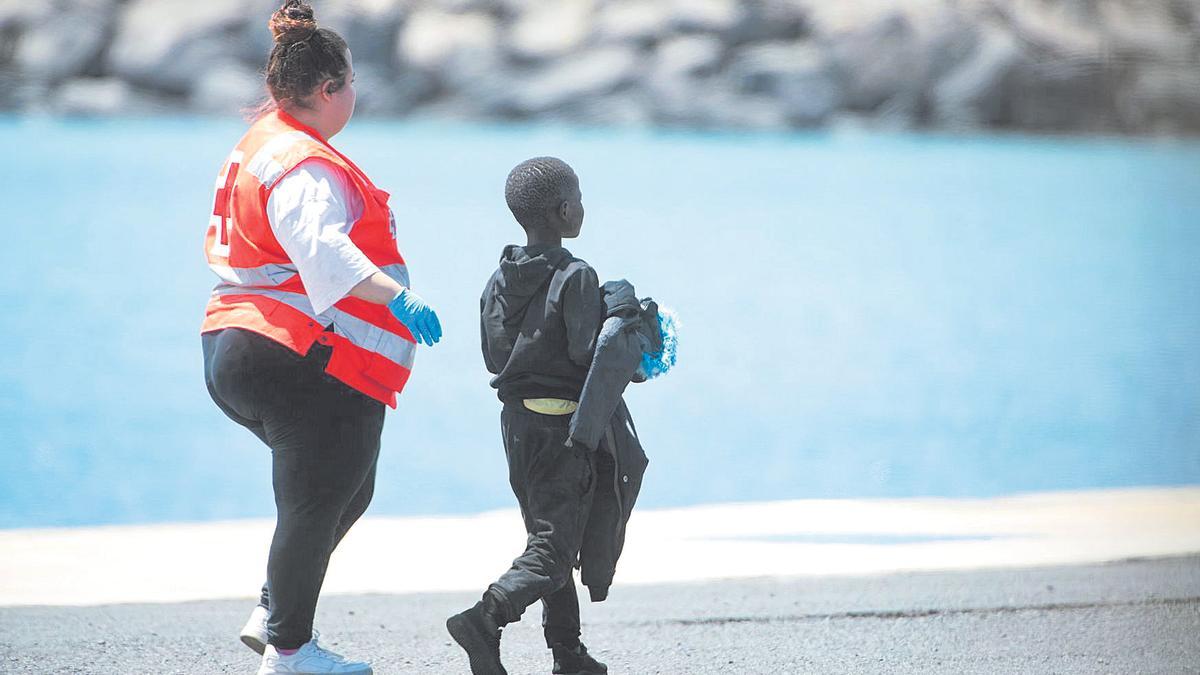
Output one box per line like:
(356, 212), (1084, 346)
(3, 486), (1198, 607)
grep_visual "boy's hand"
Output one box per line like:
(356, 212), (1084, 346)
(388, 288), (443, 346)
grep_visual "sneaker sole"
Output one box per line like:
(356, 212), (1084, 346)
(255, 659), (371, 675)
(241, 629), (326, 658)
(446, 614), (507, 675)
(257, 666), (371, 675)
(240, 632), (267, 655)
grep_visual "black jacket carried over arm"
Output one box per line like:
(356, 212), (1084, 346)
(570, 280), (660, 601)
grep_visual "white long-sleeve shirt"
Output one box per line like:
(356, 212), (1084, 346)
(266, 159), (381, 315)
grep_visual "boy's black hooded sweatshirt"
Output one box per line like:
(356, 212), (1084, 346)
(481, 244), (603, 402)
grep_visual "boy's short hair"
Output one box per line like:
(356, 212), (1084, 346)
(505, 157), (578, 230)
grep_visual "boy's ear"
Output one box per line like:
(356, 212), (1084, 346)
(558, 200), (572, 223)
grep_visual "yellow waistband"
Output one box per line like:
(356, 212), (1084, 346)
(523, 398), (579, 415)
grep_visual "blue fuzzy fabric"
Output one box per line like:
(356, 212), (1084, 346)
(639, 306), (679, 380)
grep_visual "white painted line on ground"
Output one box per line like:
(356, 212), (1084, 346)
(1, 487), (1198, 607)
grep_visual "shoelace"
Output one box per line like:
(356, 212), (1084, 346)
(306, 639), (348, 663)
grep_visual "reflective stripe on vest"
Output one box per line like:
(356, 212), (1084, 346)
(208, 262), (298, 287)
(378, 263), (410, 288)
(208, 261), (407, 289)
(212, 285), (416, 370)
(244, 130), (312, 189)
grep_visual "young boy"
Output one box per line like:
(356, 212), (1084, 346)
(447, 157), (609, 675)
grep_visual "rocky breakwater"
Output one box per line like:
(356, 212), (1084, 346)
(1, 0), (1198, 134)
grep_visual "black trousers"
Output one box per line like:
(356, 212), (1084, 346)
(202, 328), (384, 649)
(488, 404), (598, 648)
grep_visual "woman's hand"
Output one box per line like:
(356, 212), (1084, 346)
(388, 288), (442, 346)
(349, 272), (442, 346)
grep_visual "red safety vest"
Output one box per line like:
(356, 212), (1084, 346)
(201, 110), (415, 408)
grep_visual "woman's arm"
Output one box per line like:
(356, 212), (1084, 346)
(348, 271), (404, 305)
(269, 160), (378, 315)
(269, 160), (441, 345)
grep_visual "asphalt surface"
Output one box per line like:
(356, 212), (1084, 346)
(1, 556), (1197, 674)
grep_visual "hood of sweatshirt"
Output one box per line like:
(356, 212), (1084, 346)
(481, 244), (573, 359)
(488, 244), (571, 319)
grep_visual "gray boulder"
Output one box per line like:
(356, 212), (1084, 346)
(320, 0), (408, 68)
(0, 0), (32, 27)
(502, 45), (640, 115)
(13, 0), (116, 84)
(594, 0), (674, 44)
(722, 0), (808, 45)
(398, 8), (501, 88)
(1007, 58), (1120, 132)
(1116, 64), (1200, 134)
(51, 77), (169, 115)
(990, 0), (1200, 132)
(231, 0), (289, 66)
(549, 89), (652, 126)
(1099, 0), (1194, 65)
(824, 9), (924, 113)
(931, 25), (1023, 128)
(806, 1), (975, 126)
(917, 5), (981, 86)
(429, 0), (498, 12)
(652, 35), (724, 81)
(0, 0), (40, 52)
(107, 0), (253, 93)
(667, 0), (745, 34)
(348, 62), (436, 116)
(190, 61), (264, 116)
(725, 41), (840, 125)
(995, 0), (1104, 60)
(994, 1), (1118, 132)
(675, 85), (790, 129)
(396, 8), (518, 117)
(506, 0), (595, 61)
(644, 36), (725, 122)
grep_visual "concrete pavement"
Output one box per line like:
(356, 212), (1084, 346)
(1, 555), (1197, 674)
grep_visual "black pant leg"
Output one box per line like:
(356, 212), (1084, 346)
(489, 406), (596, 625)
(205, 331), (274, 610)
(260, 381), (383, 649)
(258, 461), (378, 611)
(541, 571), (582, 648)
(202, 328), (384, 649)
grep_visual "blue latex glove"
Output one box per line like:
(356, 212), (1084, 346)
(387, 288), (442, 346)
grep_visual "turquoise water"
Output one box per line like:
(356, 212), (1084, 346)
(1, 117), (1198, 529)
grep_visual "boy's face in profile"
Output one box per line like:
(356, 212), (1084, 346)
(558, 180), (585, 239)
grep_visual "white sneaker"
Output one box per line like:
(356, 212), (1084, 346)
(240, 605), (271, 654)
(239, 605), (320, 655)
(256, 638), (372, 675)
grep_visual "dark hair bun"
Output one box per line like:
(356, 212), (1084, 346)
(269, 0), (317, 45)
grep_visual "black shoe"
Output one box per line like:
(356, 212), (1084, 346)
(447, 602), (507, 675)
(552, 642), (608, 675)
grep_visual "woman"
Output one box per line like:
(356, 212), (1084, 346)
(200, 3), (439, 673)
